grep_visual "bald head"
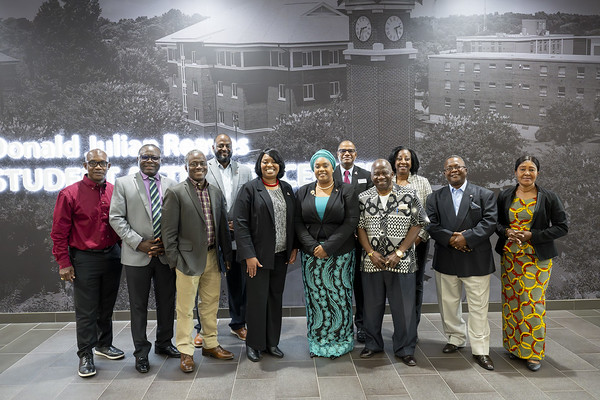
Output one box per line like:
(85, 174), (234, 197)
(371, 159), (393, 194)
(84, 149), (110, 184)
(213, 134), (233, 167)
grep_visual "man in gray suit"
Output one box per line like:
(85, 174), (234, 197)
(162, 150), (234, 373)
(426, 155), (497, 371)
(109, 144), (180, 374)
(201, 134), (252, 343)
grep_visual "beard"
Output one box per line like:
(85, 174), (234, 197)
(215, 151), (231, 164)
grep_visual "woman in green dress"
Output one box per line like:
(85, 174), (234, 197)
(496, 156), (568, 371)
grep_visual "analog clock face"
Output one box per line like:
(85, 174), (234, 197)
(355, 16), (372, 42)
(385, 15), (404, 42)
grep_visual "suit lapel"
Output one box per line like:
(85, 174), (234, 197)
(322, 184), (341, 221)
(231, 161), (240, 197)
(134, 172), (152, 220)
(454, 183), (473, 229)
(208, 185), (219, 227)
(257, 181), (275, 223)
(185, 180), (207, 223)
(208, 159), (225, 193)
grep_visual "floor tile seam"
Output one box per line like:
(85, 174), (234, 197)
(0, 325), (37, 349)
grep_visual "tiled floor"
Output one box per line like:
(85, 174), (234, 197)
(1, 310), (600, 399)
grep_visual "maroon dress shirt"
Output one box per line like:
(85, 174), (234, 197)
(51, 175), (120, 269)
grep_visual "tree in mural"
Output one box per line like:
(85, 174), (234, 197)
(538, 144), (600, 298)
(417, 112), (523, 186)
(266, 100), (348, 161)
(536, 99), (596, 144)
(59, 81), (189, 136)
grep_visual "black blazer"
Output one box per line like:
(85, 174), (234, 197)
(233, 178), (296, 269)
(426, 182), (497, 277)
(333, 165), (374, 198)
(295, 181), (359, 256)
(495, 184), (568, 261)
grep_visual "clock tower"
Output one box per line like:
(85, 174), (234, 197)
(339, 0), (422, 159)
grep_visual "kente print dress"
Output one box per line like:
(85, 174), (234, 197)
(501, 197), (551, 360)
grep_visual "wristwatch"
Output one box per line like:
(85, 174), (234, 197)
(395, 248), (404, 258)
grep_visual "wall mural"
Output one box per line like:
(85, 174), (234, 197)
(0, 0), (598, 313)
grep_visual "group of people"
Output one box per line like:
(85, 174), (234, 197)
(51, 134), (567, 378)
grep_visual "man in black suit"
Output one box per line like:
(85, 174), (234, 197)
(426, 156), (497, 371)
(333, 140), (373, 343)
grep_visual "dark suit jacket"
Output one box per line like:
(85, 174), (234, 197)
(234, 178), (296, 269)
(426, 182), (497, 277)
(295, 181), (359, 256)
(161, 179), (232, 276)
(495, 184), (568, 261)
(333, 165), (374, 198)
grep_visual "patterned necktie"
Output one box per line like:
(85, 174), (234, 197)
(344, 170), (350, 184)
(149, 177), (161, 238)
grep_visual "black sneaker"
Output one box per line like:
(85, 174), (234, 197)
(94, 346), (125, 360)
(78, 353), (96, 377)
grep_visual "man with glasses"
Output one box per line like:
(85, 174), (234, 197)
(333, 140), (373, 343)
(51, 149), (123, 377)
(426, 155), (497, 371)
(109, 144), (180, 373)
(197, 134), (252, 346)
(162, 150), (234, 373)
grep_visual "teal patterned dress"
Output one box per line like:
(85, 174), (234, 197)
(301, 250), (355, 357)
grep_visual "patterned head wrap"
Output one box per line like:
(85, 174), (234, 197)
(309, 149), (336, 171)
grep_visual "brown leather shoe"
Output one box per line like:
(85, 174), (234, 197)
(193, 333), (203, 348)
(230, 327), (247, 341)
(180, 354), (194, 373)
(202, 345), (234, 360)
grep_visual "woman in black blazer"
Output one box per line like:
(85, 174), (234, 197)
(234, 148), (297, 362)
(496, 156), (568, 372)
(295, 149), (359, 359)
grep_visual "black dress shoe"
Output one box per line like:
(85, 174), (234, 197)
(356, 328), (366, 343)
(135, 356), (150, 373)
(95, 346), (125, 360)
(442, 343), (463, 353)
(267, 346), (284, 358)
(473, 354), (494, 371)
(360, 348), (379, 359)
(155, 344), (181, 358)
(526, 359), (541, 371)
(400, 355), (417, 367)
(246, 345), (261, 362)
(78, 353), (96, 377)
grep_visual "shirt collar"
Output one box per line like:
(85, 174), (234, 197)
(449, 180), (468, 193)
(342, 165), (354, 175)
(188, 177), (208, 190)
(140, 171), (160, 181)
(82, 174), (106, 189)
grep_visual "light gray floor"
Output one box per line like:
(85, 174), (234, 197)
(1, 310), (600, 399)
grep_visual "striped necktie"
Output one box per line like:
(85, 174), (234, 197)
(149, 176), (161, 238)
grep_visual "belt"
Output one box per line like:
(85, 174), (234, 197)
(73, 244), (116, 254)
(207, 244), (216, 251)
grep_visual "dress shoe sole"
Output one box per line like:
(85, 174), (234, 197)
(94, 349), (124, 360)
(202, 351), (234, 360)
(78, 369), (96, 377)
(193, 342), (203, 348)
(526, 360), (541, 371)
(180, 366), (194, 373)
(230, 330), (247, 341)
(135, 367), (149, 373)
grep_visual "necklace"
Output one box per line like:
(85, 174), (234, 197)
(317, 181), (334, 190)
(262, 178), (279, 187)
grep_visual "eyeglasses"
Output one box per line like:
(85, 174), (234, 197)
(140, 155), (160, 162)
(86, 160), (108, 168)
(188, 162), (206, 168)
(338, 149), (356, 154)
(443, 166), (467, 173)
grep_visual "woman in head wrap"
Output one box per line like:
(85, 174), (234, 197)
(295, 149), (359, 358)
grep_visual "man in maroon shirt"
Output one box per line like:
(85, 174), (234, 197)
(51, 149), (124, 378)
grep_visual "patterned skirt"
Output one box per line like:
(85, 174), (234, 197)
(501, 251), (552, 360)
(301, 250), (355, 357)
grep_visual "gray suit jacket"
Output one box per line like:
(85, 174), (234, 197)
(161, 179), (232, 276)
(109, 172), (177, 266)
(205, 158), (253, 220)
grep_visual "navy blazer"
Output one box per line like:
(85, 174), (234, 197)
(333, 165), (374, 199)
(426, 182), (497, 277)
(295, 181), (359, 256)
(233, 178), (296, 269)
(495, 184), (568, 261)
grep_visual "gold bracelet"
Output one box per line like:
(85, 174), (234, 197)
(367, 251), (374, 257)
